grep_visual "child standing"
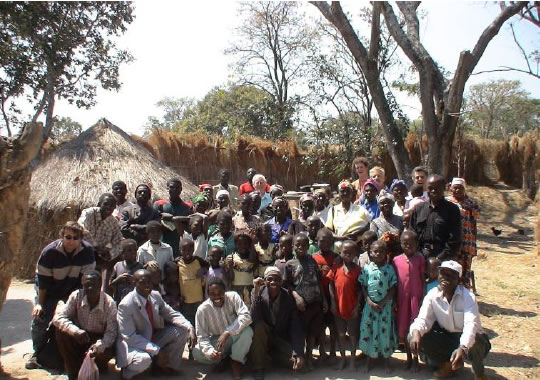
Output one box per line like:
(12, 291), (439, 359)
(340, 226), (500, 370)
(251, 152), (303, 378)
(426, 257), (441, 293)
(109, 239), (142, 303)
(306, 216), (323, 255)
(208, 211), (235, 257)
(327, 240), (362, 370)
(358, 240), (397, 373)
(274, 233), (294, 278)
(204, 245), (230, 294)
(284, 233), (327, 370)
(392, 230), (425, 370)
(225, 230), (257, 306)
(254, 223), (276, 277)
(189, 214), (208, 259)
(177, 238), (206, 326)
(312, 228), (339, 363)
(163, 261), (181, 311)
(137, 221), (174, 279)
(356, 230), (377, 269)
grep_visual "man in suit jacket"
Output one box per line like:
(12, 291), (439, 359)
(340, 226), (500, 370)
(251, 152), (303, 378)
(116, 269), (195, 379)
(249, 266), (305, 380)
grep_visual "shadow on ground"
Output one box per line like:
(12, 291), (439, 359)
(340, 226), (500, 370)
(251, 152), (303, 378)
(479, 301), (537, 318)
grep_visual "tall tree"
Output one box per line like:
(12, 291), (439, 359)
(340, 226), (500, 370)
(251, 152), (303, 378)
(143, 96), (196, 135)
(226, 2), (318, 136)
(50, 116), (83, 144)
(312, 1), (527, 178)
(464, 79), (539, 139)
(0, 2), (134, 141)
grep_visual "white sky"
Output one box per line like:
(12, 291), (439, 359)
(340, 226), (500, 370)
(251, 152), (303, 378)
(51, 1), (540, 136)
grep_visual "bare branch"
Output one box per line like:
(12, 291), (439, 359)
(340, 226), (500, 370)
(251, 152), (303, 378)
(472, 66), (540, 79)
(368, 2), (381, 63)
(510, 23), (534, 74)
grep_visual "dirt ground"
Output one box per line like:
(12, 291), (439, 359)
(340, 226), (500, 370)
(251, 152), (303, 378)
(0, 183), (538, 380)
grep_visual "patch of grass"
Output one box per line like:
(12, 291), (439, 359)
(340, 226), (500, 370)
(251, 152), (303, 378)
(494, 279), (509, 289)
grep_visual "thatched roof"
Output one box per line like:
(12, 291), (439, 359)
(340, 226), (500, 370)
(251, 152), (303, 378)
(30, 118), (198, 212)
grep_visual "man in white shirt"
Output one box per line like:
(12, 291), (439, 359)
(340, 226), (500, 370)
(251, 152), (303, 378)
(193, 276), (253, 380)
(409, 261), (490, 380)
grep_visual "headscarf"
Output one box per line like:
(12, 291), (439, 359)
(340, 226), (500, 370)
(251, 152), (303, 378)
(263, 266), (282, 278)
(390, 179), (407, 192)
(192, 193), (209, 205)
(378, 189), (395, 204)
(338, 180), (354, 192)
(216, 189), (230, 201)
(362, 178), (381, 194)
(451, 177), (466, 189)
(199, 183), (212, 192)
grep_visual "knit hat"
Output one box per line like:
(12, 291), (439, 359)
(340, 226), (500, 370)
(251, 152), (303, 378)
(216, 189), (230, 200)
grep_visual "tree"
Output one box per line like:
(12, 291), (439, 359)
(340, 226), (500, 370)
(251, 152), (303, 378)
(175, 85), (289, 140)
(464, 79), (539, 139)
(311, 1), (527, 178)
(143, 96), (195, 135)
(50, 116), (83, 144)
(0, 122), (43, 313)
(226, 2), (318, 136)
(0, 2), (134, 142)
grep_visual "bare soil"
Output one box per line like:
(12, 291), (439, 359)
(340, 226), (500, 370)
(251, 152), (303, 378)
(0, 183), (538, 380)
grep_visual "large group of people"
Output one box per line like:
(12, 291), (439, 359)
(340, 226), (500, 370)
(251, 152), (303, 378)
(25, 162), (489, 380)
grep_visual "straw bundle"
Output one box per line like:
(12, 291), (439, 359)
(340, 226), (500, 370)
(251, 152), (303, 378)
(16, 118), (198, 278)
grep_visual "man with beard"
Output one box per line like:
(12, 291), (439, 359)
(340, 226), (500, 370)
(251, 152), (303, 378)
(409, 261), (490, 379)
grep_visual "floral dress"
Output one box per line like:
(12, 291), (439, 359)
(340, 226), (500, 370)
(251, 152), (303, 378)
(358, 262), (398, 358)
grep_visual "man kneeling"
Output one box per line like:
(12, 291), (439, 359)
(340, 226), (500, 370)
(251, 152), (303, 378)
(249, 267), (305, 380)
(53, 270), (116, 380)
(409, 261), (490, 379)
(193, 276), (253, 380)
(116, 269), (195, 379)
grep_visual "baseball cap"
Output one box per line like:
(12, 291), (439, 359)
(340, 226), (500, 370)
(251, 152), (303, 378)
(439, 260), (462, 277)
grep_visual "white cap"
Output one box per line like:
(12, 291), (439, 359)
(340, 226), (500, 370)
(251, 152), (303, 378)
(215, 189), (230, 200)
(451, 177), (466, 188)
(439, 260), (462, 277)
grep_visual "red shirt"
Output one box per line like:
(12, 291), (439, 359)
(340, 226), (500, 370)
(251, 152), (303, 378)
(312, 251), (338, 296)
(238, 182), (271, 195)
(327, 263), (362, 320)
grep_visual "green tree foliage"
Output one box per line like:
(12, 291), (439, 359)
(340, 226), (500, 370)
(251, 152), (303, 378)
(226, 2), (318, 137)
(50, 116), (82, 144)
(464, 79), (539, 139)
(175, 85), (291, 140)
(0, 2), (134, 139)
(143, 96), (195, 135)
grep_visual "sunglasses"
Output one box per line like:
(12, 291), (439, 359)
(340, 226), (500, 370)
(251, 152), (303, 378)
(64, 235), (81, 241)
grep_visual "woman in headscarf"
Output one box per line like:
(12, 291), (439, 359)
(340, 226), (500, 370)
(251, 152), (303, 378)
(325, 180), (371, 250)
(288, 193), (315, 236)
(370, 190), (403, 238)
(215, 189), (231, 210)
(390, 179), (409, 217)
(199, 183), (214, 209)
(360, 178), (382, 219)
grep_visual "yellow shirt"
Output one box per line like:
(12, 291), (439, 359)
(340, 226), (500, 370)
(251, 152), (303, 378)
(254, 242), (275, 277)
(178, 259), (203, 304)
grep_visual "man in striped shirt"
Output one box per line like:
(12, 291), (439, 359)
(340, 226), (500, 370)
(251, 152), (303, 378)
(26, 221), (96, 370)
(193, 276), (253, 380)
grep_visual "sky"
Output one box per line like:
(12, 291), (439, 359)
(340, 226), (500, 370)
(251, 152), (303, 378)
(50, 1), (540, 136)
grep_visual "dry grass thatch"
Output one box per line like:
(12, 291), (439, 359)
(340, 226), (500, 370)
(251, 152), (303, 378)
(16, 118), (198, 278)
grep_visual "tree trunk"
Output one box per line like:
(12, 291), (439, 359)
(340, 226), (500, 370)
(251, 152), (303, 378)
(0, 122), (43, 312)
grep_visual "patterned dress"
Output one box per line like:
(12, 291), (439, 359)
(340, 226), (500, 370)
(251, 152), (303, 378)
(358, 262), (398, 358)
(447, 195), (480, 276)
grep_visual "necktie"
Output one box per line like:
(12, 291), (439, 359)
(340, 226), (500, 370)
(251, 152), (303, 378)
(145, 299), (154, 332)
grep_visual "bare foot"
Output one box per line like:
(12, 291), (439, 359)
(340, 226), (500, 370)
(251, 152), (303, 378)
(384, 358), (393, 374)
(363, 357), (374, 373)
(335, 358), (346, 370)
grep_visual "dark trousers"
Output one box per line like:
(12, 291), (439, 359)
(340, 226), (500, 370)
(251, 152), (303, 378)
(301, 301), (324, 337)
(55, 329), (115, 377)
(31, 297), (58, 352)
(249, 320), (294, 370)
(416, 323), (491, 376)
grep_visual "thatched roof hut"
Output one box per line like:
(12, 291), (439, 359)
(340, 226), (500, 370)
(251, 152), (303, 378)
(16, 118), (198, 278)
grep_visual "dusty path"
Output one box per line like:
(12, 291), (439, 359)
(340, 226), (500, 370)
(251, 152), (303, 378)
(0, 184), (538, 380)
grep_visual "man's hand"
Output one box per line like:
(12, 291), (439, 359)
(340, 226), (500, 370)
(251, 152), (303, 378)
(216, 331), (231, 352)
(188, 328), (197, 348)
(208, 350), (222, 361)
(292, 356), (304, 371)
(73, 330), (90, 345)
(450, 347), (466, 370)
(32, 304), (43, 319)
(409, 330), (421, 356)
(88, 343), (104, 358)
(294, 295), (306, 312)
(253, 277), (264, 293)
